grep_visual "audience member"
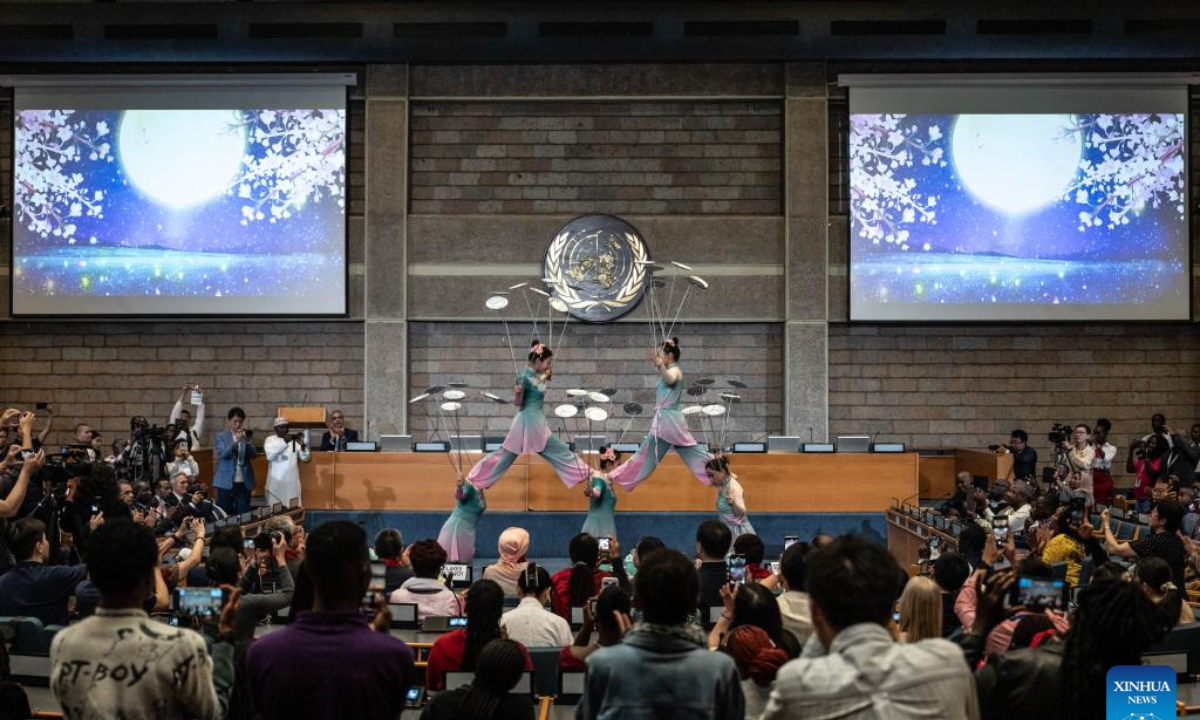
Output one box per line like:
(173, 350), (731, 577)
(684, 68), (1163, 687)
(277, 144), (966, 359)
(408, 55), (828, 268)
(169, 384), (206, 449)
(246, 520), (415, 720)
(774, 541), (812, 644)
(720, 625), (788, 720)
(233, 533), (295, 637)
(897, 576), (942, 643)
(550, 533), (612, 619)
(1127, 433), (1168, 512)
(561, 585), (631, 671)
(695, 520), (732, 608)
(1133, 555), (1193, 626)
(0, 447), (43, 520)
(419, 639), (535, 720)
(263, 515), (304, 578)
(732, 534), (771, 581)
(51, 519), (235, 720)
(958, 554), (1069, 658)
(956, 523), (987, 571)
(0, 517), (88, 625)
(938, 472), (975, 516)
(214, 407), (257, 515)
(482, 526), (530, 596)
(389, 539), (463, 621)
(577, 549), (744, 720)
(762, 537), (977, 720)
(981, 480), (1036, 534)
(319, 409), (359, 452)
(1056, 578), (1171, 720)
(1182, 486), (1200, 538)
(427, 579), (531, 691)
(709, 582), (786, 651)
(932, 552), (970, 637)
(1036, 507), (1108, 588)
(1103, 500), (1188, 589)
(1090, 422), (1117, 506)
(373, 528), (412, 594)
(165, 440), (200, 481)
(501, 564), (572, 648)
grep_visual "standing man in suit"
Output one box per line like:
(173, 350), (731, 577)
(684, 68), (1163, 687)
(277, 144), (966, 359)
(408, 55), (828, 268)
(214, 406), (257, 515)
(320, 409), (359, 452)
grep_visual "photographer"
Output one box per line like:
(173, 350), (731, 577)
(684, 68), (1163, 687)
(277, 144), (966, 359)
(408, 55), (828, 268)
(62, 462), (132, 556)
(170, 383), (206, 450)
(264, 418), (309, 508)
(1126, 434), (1168, 513)
(215, 408), (257, 515)
(242, 531), (295, 606)
(166, 439), (201, 481)
(1051, 423), (1096, 508)
(125, 416), (173, 484)
(993, 429), (1037, 482)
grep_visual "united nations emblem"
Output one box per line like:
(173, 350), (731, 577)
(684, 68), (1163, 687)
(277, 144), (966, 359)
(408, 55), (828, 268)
(543, 215), (649, 323)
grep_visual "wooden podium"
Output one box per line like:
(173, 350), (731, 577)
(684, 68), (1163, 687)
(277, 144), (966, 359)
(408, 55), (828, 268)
(954, 448), (1013, 487)
(276, 406), (327, 428)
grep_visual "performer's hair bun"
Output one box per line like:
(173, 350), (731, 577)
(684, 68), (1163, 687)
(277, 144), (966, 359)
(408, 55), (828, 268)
(705, 455), (730, 473)
(598, 445), (622, 470)
(528, 339), (554, 362)
(661, 337), (681, 360)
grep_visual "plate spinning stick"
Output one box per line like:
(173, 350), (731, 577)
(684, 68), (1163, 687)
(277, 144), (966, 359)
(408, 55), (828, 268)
(485, 294), (520, 377)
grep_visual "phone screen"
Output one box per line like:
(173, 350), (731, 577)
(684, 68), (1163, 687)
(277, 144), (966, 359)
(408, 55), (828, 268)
(449, 617), (468, 628)
(601, 576), (619, 589)
(1009, 576), (1067, 611)
(444, 563), (469, 582)
(598, 537), (611, 553)
(728, 555), (747, 585)
(174, 587), (225, 618)
(992, 516), (1009, 547)
(783, 535), (798, 550)
(405, 687), (421, 702)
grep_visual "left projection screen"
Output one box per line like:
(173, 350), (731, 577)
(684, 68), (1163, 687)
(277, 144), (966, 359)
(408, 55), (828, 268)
(9, 76), (350, 316)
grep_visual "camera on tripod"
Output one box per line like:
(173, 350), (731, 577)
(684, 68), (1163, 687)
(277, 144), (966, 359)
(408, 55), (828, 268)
(1047, 423), (1072, 445)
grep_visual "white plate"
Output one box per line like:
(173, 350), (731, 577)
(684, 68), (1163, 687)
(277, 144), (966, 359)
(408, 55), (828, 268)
(671, 261), (693, 271)
(682, 406), (704, 416)
(554, 404), (579, 419)
(530, 287), (551, 297)
(408, 393), (430, 404)
(703, 404), (726, 417)
(443, 390), (466, 401)
(481, 391), (503, 402)
(566, 389), (589, 397)
(508, 282), (528, 290)
(588, 392), (610, 403)
(719, 393), (741, 401)
(440, 402), (462, 413)
(584, 407), (609, 423)
(688, 275), (709, 289)
(549, 298), (569, 313)
(485, 296), (509, 310)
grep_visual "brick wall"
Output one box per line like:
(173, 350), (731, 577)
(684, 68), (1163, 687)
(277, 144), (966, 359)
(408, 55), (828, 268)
(0, 322), (365, 448)
(829, 324), (1200, 482)
(408, 321), (782, 443)
(409, 100), (781, 215)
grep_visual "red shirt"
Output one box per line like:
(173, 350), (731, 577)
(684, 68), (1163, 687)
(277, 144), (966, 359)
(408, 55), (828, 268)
(559, 645), (585, 672)
(549, 567), (613, 620)
(425, 629), (532, 691)
(747, 563), (772, 581)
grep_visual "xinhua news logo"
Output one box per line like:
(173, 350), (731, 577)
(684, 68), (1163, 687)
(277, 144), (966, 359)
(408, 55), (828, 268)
(1106, 665), (1175, 720)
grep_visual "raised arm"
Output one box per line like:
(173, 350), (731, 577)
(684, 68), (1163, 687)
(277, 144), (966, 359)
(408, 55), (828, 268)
(192, 395), (205, 439)
(0, 450), (44, 518)
(36, 405), (54, 444)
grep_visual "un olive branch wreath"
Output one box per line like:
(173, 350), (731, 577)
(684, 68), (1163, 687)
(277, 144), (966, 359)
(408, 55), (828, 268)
(545, 229), (647, 314)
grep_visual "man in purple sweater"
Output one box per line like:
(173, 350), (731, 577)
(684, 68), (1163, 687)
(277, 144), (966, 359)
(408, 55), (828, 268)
(246, 521), (415, 720)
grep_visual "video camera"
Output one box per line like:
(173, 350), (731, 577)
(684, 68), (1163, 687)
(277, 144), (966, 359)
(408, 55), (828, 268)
(1047, 423), (1072, 445)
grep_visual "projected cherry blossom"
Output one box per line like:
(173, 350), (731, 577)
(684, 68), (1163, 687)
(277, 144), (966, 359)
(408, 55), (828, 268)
(12, 107), (347, 315)
(849, 112), (1187, 321)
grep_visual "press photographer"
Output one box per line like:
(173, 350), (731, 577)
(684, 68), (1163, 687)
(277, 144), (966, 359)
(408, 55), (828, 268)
(989, 429), (1038, 481)
(1050, 423), (1097, 508)
(125, 415), (178, 484)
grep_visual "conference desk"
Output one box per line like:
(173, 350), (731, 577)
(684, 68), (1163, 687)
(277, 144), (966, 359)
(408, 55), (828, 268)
(886, 506), (960, 571)
(267, 451), (919, 513)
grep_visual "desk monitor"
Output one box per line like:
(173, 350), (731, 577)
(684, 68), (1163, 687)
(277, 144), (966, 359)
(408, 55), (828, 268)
(836, 436), (870, 453)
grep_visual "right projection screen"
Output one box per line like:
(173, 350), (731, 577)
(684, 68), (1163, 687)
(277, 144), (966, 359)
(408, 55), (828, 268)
(848, 81), (1189, 321)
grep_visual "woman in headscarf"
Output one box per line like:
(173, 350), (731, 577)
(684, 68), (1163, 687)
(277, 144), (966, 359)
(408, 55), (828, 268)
(483, 527), (530, 597)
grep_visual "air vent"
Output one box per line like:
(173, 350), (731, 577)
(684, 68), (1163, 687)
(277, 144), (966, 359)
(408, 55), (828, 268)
(977, 19), (1092, 35)
(105, 24), (218, 40)
(0, 25), (72, 40)
(830, 20), (946, 36)
(684, 20), (799, 37)
(395, 22), (507, 38)
(539, 22), (653, 38)
(1125, 19), (1200, 36)
(249, 23), (362, 39)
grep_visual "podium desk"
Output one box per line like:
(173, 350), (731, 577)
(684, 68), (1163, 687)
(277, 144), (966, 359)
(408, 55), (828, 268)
(955, 448), (1013, 487)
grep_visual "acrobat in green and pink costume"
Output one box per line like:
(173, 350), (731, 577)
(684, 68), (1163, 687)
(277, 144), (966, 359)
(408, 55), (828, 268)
(609, 363), (713, 491)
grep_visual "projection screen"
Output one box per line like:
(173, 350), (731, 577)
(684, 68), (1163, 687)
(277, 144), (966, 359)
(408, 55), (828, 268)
(846, 78), (1189, 322)
(8, 74), (351, 316)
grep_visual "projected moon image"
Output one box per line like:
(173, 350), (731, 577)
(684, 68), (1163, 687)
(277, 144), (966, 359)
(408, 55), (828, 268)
(119, 110), (247, 210)
(951, 114), (1081, 215)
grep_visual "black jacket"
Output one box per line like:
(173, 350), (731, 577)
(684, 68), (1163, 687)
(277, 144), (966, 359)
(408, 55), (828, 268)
(975, 643), (1064, 720)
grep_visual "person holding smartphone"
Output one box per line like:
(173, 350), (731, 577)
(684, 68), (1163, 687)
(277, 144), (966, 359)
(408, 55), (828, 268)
(214, 407), (257, 515)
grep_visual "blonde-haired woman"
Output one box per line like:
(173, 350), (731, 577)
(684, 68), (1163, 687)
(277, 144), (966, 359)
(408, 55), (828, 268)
(897, 576), (942, 643)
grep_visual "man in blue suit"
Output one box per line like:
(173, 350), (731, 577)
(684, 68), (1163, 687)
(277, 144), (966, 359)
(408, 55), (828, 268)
(214, 406), (257, 514)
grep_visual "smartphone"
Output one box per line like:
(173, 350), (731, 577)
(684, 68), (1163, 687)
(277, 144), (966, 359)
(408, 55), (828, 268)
(598, 537), (611, 554)
(173, 587), (226, 618)
(588, 598), (597, 617)
(992, 516), (1009, 547)
(783, 535), (799, 551)
(368, 561), (386, 593)
(1007, 575), (1067, 611)
(601, 576), (619, 590)
(728, 554), (747, 585)
(448, 616), (468, 629)
(19, 448), (36, 461)
(892, 611), (901, 623)
(768, 561), (781, 576)
(243, 538), (256, 550)
(405, 686), (426, 708)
